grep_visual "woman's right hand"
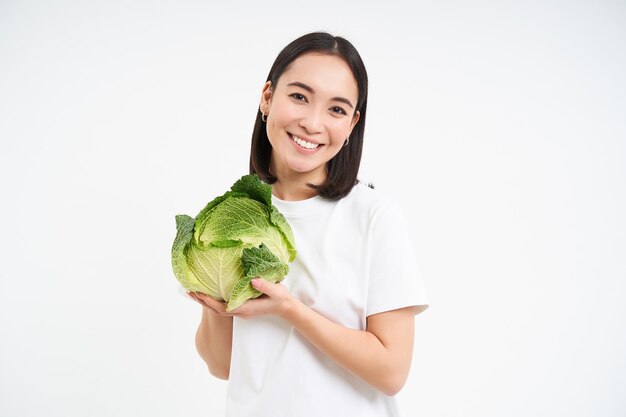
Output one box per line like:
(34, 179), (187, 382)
(188, 292), (234, 317)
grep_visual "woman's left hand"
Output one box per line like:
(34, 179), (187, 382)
(230, 278), (295, 319)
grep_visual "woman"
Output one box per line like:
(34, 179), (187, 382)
(189, 31), (429, 417)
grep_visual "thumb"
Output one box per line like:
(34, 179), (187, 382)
(251, 277), (275, 295)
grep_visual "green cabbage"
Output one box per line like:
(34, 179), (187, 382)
(171, 174), (297, 311)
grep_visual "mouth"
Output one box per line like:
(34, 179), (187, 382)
(289, 133), (321, 150)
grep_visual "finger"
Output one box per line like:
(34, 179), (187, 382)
(230, 296), (271, 317)
(194, 292), (232, 315)
(188, 292), (217, 312)
(251, 277), (274, 295)
(187, 292), (202, 304)
(189, 293), (214, 314)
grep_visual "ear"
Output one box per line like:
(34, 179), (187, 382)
(259, 81), (273, 114)
(348, 110), (361, 135)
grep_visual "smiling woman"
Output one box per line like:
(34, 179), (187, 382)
(187, 31), (429, 417)
(250, 32), (369, 201)
(259, 52), (361, 196)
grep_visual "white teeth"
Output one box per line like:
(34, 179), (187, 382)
(291, 134), (320, 149)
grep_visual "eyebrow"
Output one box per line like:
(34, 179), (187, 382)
(286, 81), (354, 109)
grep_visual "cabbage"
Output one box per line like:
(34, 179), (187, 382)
(171, 174), (297, 311)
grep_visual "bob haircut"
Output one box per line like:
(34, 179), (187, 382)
(249, 31), (369, 201)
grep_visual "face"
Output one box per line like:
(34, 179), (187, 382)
(259, 52), (360, 185)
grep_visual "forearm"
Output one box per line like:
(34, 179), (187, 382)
(195, 308), (233, 380)
(283, 299), (411, 396)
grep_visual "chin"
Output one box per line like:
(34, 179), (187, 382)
(286, 161), (325, 176)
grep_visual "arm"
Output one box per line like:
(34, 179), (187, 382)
(288, 298), (417, 396)
(232, 278), (426, 396)
(189, 293), (234, 380)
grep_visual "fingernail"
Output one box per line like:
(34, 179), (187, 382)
(251, 278), (260, 287)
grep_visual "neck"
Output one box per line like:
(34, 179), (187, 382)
(271, 177), (320, 201)
(269, 154), (328, 200)
(270, 169), (325, 201)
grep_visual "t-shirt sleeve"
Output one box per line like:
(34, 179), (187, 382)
(366, 199), (430, 317)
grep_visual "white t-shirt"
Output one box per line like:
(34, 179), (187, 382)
(225, 183), (429, 417)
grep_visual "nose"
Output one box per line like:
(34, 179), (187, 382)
(298, 107), (323, 134)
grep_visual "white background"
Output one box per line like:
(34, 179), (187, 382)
(1, 1), (625, 416)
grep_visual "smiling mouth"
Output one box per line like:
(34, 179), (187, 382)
(289, 133), (321, 150)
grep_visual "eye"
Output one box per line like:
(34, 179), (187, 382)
(330, 106), (347, 115)
(289, 93), (307, 102)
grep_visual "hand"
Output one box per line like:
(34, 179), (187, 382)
(229, 278), (294, 319)
(188, 292), (234, 317)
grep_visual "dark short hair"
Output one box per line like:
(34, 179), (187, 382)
(249, 31), (368, 200)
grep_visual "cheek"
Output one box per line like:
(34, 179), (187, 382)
(269, 99), (301, 123)
(330, 120), (354, 140)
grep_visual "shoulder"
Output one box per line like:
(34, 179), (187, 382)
(338, 181), (408, 227)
